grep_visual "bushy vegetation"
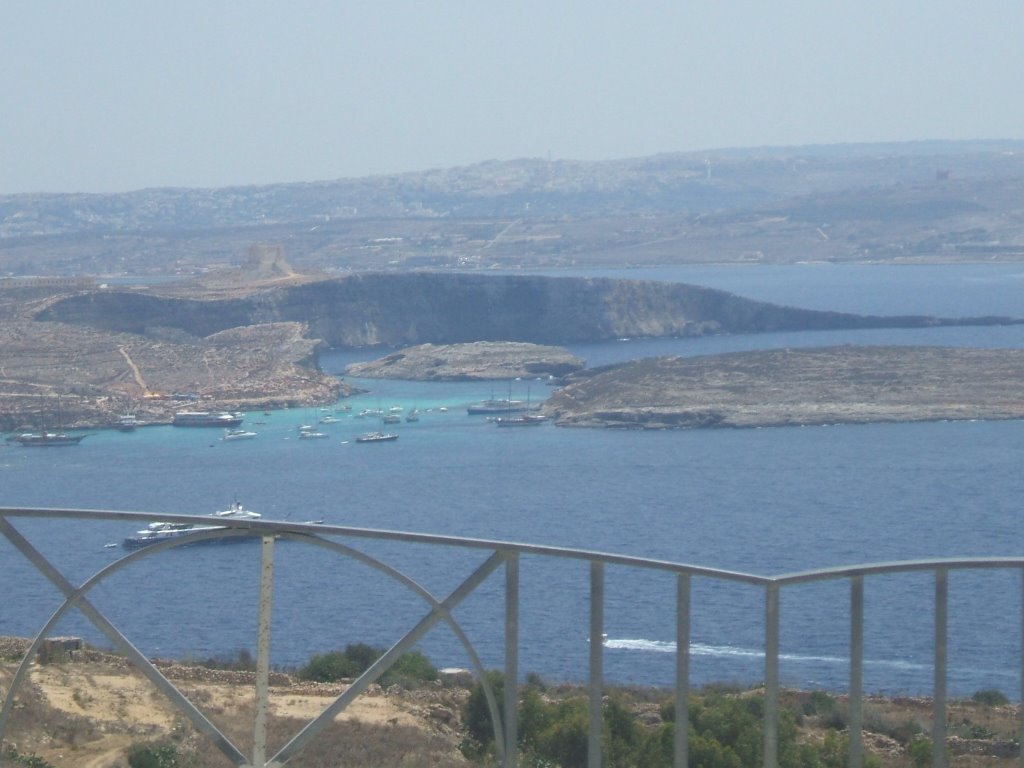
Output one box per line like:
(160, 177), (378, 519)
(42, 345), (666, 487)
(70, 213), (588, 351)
(461, 676), (889, 768)
(296, 642), (438, 688)
(1, 746), (57, 768)
(971, 688), (1009, 706)
(195, 647), (256, 672)
(126, 741), (183, 768)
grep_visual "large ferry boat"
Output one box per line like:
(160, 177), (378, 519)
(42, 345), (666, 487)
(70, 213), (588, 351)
(172, 411), (244, 427)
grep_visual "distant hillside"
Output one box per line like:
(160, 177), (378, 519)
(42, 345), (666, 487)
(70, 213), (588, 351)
(2, 140), (1024, 276)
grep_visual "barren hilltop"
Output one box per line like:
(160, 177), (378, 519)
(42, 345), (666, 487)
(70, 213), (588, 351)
(3, 141), (1024, 277)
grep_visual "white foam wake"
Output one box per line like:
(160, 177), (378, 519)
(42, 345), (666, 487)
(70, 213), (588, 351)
(602, 636), (933, 671)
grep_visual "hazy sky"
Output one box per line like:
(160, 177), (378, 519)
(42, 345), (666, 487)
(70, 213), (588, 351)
(3, 1), (1022, 194)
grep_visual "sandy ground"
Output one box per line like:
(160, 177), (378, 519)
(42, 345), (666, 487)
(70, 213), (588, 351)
(4, 659), (450, 767)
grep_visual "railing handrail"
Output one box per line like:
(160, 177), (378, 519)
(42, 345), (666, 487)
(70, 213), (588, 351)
(2, 506), (1022, 768)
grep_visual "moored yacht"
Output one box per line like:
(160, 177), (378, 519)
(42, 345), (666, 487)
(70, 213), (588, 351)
(122, 501), (262, 549)
(173, 411), (244, 427)
(355, 431), (398, 443)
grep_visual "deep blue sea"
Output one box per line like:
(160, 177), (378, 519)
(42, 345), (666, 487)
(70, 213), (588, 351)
(3, 263), (1024, 697)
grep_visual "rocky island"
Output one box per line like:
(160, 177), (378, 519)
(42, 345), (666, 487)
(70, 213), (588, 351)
(344, 342), (585, 381)
(542, 345), (1024, 429)
(1, 270), (1022, 432)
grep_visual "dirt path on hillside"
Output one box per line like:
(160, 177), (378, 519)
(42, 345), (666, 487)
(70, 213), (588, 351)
(118, 345), (150, 396)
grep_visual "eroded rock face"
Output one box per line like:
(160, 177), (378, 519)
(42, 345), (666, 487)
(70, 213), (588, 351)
(38, 273), (1003, 348)
(542, 346), (1024, 429)
(344, 342), (585, 381)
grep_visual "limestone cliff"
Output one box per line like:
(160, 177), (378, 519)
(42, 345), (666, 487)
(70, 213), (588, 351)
(36, 273), (1015, 348)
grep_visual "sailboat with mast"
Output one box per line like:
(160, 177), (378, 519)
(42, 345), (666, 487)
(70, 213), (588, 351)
(494, 379), (546, 427)
(11, 395), (86, 446)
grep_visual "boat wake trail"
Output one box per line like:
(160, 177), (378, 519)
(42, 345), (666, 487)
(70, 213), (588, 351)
(601, 637), (1011, 677)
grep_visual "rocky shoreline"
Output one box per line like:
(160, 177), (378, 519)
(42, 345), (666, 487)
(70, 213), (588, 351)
(4, 274), (1024, 434)
(0, 314), (348, 432)
(541, 345), (1024, 429)
(344, 341), (585, 381)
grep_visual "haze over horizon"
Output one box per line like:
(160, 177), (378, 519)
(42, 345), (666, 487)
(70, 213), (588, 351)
(4, 1), (1022, 196)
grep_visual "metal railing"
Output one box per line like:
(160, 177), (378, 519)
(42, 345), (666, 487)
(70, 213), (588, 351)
(1, 507), (1022, 768)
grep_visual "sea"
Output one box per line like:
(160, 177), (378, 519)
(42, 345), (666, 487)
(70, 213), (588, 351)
(2, 262), (1024, 698)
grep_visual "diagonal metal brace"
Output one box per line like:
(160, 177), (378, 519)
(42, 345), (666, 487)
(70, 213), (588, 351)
(270, 550), (507, 766)
(0, 515), (248, 766)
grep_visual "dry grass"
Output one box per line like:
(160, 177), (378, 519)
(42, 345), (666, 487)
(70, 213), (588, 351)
(3, 648), (1022, 767)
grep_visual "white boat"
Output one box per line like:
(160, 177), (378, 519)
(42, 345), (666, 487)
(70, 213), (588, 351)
(495, 414), (546, 427)
(117, 413), (138, 432)
(122, 501), (261, 549)
(298, 429), (329, 439)
(173, 411), (244, 427)
(11, 431), (86, 446)
(318, 415), (341, 424)
(355, 431), (398, 443)
(12, 395), (86, 445)
(467, 399), (527, 415)
(222, 428), (257, 441)
(211, 500), (262, 522)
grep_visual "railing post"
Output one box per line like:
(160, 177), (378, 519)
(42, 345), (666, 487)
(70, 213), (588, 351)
(589, 561), (604, 768)
(253, 535), (275, 768)
(505, 553), (519, 768)
(933, 568), (948, 768)
(1020, 568), (1024, 768)
(675, 573), (691, 768)
(849, 576), (864, 768)
(764, 583), (779, 768)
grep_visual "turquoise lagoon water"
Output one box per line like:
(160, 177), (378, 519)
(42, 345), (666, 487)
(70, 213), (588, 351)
(2, 262), (1024, 695)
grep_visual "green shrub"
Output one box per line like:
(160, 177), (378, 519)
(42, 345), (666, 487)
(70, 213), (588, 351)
(297, 650), (354, 682)
(2, 746), (58, 768)
(385, 649), (438, 687)
(296, 643), (436, 687)
(463, 670), (506, 754)
(198, 647), (255, 671)
(803, 690), (837, 717)
(536, 700), (588, 768)
(462, 679), (884, 768)
(971, 688), (1009, 706)
(126, 741), (180, 768)
(907, 735), (933, 768)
